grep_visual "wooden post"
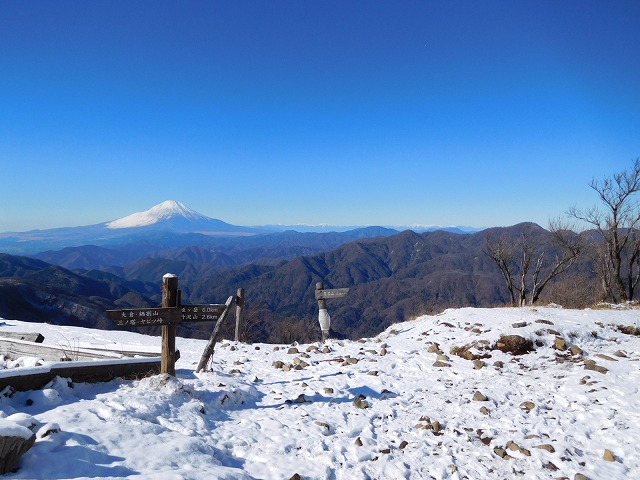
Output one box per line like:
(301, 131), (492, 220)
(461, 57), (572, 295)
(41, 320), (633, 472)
(196, 295), (234, 373)
(234, 287), (245, 342)
(161, 273), (179, 375)
(0, 434), (36, 474)
(316, 282), (330, 343)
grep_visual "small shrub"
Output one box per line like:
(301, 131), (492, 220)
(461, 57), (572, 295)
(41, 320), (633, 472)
(615, 324), (640, 336)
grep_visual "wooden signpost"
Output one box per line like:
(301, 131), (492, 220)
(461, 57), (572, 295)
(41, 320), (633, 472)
(315, 282), (349, 342)
(106, 273), (234, 376)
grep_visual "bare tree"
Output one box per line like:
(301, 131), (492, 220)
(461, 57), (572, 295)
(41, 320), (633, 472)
(485, 222), (583, 306)
(569, 158), (640, 303)
(485, 233), (519, 306)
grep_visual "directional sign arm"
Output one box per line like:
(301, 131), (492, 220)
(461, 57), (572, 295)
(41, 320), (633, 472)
(314, 288), (350, 300)
(180, 304), (226, 322)
(107, 307), (175, 326)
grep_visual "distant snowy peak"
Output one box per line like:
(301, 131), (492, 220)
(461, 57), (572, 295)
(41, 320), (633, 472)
(106, 200), (211, 229)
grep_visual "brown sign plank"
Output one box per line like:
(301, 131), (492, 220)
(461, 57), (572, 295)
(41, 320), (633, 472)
(107, 304), (229, 326)
(106, 308), (176, 327)
(180, 304), (226, 322)
(315, 288), (350, 300)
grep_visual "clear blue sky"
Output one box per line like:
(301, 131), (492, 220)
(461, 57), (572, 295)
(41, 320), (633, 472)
(1, 0), (639, 231)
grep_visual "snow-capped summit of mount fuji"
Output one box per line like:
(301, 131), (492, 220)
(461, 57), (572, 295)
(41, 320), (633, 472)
(0, 201), (264, 254)
(102, 200), (260, 236)
(106, 200), (211, 229)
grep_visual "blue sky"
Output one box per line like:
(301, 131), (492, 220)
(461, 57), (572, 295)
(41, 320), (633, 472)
(1, 1), (639, 231)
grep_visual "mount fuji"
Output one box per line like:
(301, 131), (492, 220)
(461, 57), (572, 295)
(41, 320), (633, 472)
(0, 201), (263, 254)
(104, 200), (256, 234)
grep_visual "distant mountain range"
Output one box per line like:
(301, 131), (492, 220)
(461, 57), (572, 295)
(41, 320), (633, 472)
(0, 200), (481, 254)
(0, 217), (598, 342)
(256, 224), (483, 234)
(2, 201), (595, 343)
(0, 200), (263, 254)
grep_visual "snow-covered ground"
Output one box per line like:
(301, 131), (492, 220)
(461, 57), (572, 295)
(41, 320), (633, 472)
(1, 306), (639, 479)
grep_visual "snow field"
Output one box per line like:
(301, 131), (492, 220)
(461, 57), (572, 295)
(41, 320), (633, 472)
(0, 306), (639, 479)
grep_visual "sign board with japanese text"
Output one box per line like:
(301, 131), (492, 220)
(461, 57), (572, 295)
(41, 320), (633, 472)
(314, 288), (350, 300)
(107, 304), (227, 327)
(107, 307), (175, 327)
(180, 304), (226, 322)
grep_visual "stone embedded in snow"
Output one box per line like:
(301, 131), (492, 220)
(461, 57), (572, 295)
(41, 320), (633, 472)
(520, 401), (536, 412)
(287, 347), (299, 354)
(493, 447), (511, 460)
(595, 353), (617, 362)
(506, 440), (531, 456)
(535, 444), (555, 453)
(603, 449), (616, 462)
(431, 420), (442, 434)
(473, 360), (485, 369)
(584, 363), (608, 374)
(432, 361), (451, 368)
(473, 391), (489, 402)
(570, 345), (584, 356)
(554, 337), (568, 350)
(512, 321), (528, 328)
(315, 421), (330, 430)
(353, 395), (369, 409)
(535, 319), (554, 325)
(450, 344), (480, 360)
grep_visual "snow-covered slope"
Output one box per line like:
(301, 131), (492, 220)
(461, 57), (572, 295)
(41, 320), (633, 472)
(105, 200), (211, 229)
(104, 200), (257, 234)
(1, 306), (639, 479)
(0, 201), (264, 253)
